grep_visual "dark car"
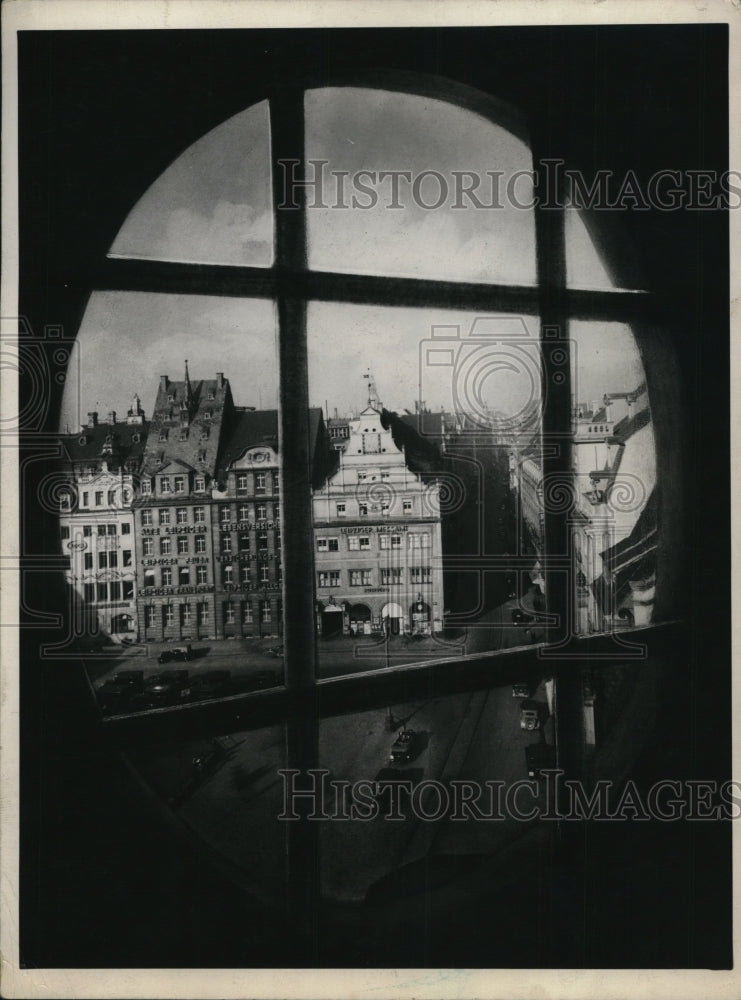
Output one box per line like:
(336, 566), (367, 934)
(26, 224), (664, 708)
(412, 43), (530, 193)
(96, 670), (145, 713)
(172, 645), (192, 662)
(512, 682), (530, 698)
(143, 669), (190, 705)
(389, 728), (424, 763)
(157, 649), (174, 664)
(519, 699), (541, 731)
(182, 670), (232, 701)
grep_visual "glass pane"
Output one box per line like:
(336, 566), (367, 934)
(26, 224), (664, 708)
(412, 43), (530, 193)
(305, 88), (536, 285)
(307, 302), (545, 676)
(565, 205), (615, 289)
(319, 684), (556, 904)
(55, 292), (284, 711)
(109, 102), (273, 266)
(570, 321), (656, 633)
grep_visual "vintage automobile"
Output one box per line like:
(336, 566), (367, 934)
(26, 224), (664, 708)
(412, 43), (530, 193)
(389, 728), (424, 763)
(519, 699), (541, 731)
(512, 682), (530, 698)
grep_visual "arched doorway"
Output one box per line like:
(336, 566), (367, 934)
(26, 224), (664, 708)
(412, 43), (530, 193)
(348, 603), (371, 635)
(320, 602), (343, 638)
(110, 613), (134, 634)
(381, 602), (404, 636)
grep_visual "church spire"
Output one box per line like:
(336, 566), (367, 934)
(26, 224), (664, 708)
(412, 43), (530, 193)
(184, 359), (192, 405)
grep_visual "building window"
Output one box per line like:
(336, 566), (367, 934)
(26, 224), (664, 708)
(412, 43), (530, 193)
(225, 604), (236, 625)
(140, 479), (152, 495)
(107, 523), (117, 535)
(402, 498), (413, 514)
(197, 602), (209, 625)
(84, 553), (93, 569)
(223, 564), (234, 584)
(145, 606), (156, 628)
(348, 536), (370, 551)
(179, 430), (188, 442)
(84, 582), (95, 604)
(317, 537), (339, 552)
(379, 534), (402, 550)
(159, 509), (170, 525)
(96, 582), (107, 602)
(349, 569), (373, 586)
(141, 510), (153, 527)
(381, 567), (404, 585)
(196, 566), (208, 585)
(81, 492), (89, 507)
(164, 604), (174, 626)
(220, 506), (231, 523)
(409, 532), (430, 549)
(95, 491), (103, 506)
(258, 533), (269, 550)
(273, 503), (280, 521)
(260, 565), (270, 584)
(122, 581), (134, 600)
(240, 533), (250, 552)
(82, 525), (92, 537)
(243, 603), (253, 625)
(318, 570), (340, 588)
(381, 501), (390, 516)
(97, 524), (107, 536)
(358, 502), (368, 517)
(256, 504), (268, 521)
(144, 570), (155, 588)
(261, 600), (272, 623)
(122, 550), (132, 567)
(241, 565), (251, 585)
(160, 537), (171, 555)
(238, 504), (250, 522)
(121, 522), (131, 535)
(162, 567), (173, 586)
(98, 551), (107, 569)
(142, 538), (153, 556)
(237, 473), (248, 492)
(255, 472), (266, 494)
(176, 507), (187, 524)
(179, 567), (190, 585)
(194, 506), (205, 523)
(359, 536), (370, 550)
(109, 581), (121, 601)
(181, 604), (191, 626)
(336, 502), (346, 517)
(410, 566), (431, 583)
(107, 490), (116, 506)
(222, 535), (232, 553)
(59, 493), (71, 512)
(60, 525), (70, 540)
(272, 476), (279, 496)
(160, 477), (171, 494)
(195, 535), (206, 554)
(194, 476), (205, 491)
(177, 537), (188, 555)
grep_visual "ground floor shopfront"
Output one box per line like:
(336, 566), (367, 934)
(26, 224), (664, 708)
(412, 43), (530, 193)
(315, 589), (441, 638)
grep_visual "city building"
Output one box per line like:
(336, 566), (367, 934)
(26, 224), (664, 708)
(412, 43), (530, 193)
(58, 397), (147, 639)
(312, 381), (445, 637)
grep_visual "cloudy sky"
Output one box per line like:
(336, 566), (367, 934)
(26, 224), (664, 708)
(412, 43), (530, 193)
(61, 88), (643, 430)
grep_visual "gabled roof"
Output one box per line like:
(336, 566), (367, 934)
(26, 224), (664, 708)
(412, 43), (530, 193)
(60, 421), (149, 465)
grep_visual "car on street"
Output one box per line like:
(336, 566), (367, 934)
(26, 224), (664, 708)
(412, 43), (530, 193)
(389, 728), (424, 763)
(142, 669), (190, 706)
(519, 699), (541, 730)
(157, 645), (192, 664)
(512, 682), (530, 698)
(181, 670), (232, 701)
(96, 670), (145, 713)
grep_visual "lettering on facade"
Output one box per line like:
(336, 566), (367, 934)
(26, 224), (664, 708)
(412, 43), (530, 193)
(363, 587), (389, 594)
(340, 525), (409, 534)
(67, 540), (87, 551)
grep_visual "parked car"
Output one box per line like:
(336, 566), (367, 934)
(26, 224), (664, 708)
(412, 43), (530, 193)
(157, 649), (174, 664)
(172, 645), (192, 661)
(389, 728), (424, 763)
(143, 669), (190, 705)
(519, 699), (541, 731)
(512, 682), (530, 698)
(182, 670), (232, 701)
(96, 670), (145, 713)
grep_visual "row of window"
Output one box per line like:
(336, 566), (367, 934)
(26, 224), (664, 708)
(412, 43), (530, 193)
(80, 550), (133, 569)
(77, 489), (132, 509)
(143, 564), (277, 588)
(144, 599), (275, 628)
(140, 504), (280, 526)
(334, 499), (413, 517)
(317, 566), (432, 588)
(83, 581), (134, 603)
(140, 472), (278, 496)
(317, 532), (430, 552)
(61, 522), (131, 539)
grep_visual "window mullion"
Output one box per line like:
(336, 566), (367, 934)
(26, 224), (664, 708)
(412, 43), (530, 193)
(270, 87), (320, 955)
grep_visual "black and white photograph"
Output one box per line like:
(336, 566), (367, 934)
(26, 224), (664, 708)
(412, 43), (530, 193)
(1, 2), (738, 997)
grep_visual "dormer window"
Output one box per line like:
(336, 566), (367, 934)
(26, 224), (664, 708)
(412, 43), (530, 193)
(168, 393), (175, 402)
(200, 428), (209, 440)
(179, 429), (188, 441)
(207, 390), (215, 400)
(198, 450), (207, 463)
(158, 430), (168, 442)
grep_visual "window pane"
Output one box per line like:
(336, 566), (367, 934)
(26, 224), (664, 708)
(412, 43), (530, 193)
(109, 101), (273, 267)
(570, 321), (657, 633)
(305, 88), (536, 285)
(308, 302), (544, 675)
(58, 291), (285, 707)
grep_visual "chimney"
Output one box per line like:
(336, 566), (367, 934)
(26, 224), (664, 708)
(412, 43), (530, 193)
(216, 372), (225, 390)
(603, 395), (612, 422)
(107, 411), (116, 425)
(87, 411), (98, 428)
(160, 375), (169, 392)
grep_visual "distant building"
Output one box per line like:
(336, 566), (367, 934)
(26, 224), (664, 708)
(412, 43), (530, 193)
(313, 384), (444, 637)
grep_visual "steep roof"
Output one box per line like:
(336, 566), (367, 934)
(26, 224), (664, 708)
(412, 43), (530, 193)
(60, 420), (149, 467)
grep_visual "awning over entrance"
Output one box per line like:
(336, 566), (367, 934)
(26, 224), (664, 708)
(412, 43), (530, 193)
(382, 603), (403, 619)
